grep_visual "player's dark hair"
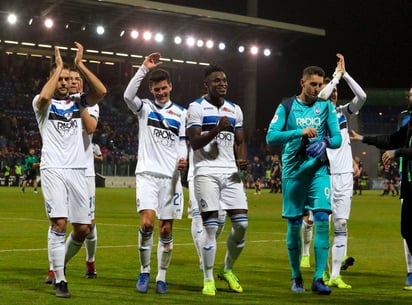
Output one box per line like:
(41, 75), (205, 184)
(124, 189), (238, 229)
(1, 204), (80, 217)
(148, 69), (170, 86)
(302, 66), (325, 78)
(204, 64), (225, 80)
(49, 62), (70, 76)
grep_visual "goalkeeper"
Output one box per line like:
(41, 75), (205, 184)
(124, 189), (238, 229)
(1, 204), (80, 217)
(266, 65), (341, 295)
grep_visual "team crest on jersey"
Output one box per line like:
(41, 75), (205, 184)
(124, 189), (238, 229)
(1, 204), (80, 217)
(167, 109), (181, 118)
(271, 114), (278, 123)
(64, 112), (73, 120)
(315, 107), (321, 115)
(222, 106), (234, 114)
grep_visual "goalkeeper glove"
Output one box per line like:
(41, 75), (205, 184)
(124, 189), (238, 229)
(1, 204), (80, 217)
(306, 137), (331, 159)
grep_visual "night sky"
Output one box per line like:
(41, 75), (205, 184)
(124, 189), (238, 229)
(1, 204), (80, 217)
(154, 0), (411, 127)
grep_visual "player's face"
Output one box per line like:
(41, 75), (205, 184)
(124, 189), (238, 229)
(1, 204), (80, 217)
(205, 71), (228, 99)
(150, 80), (172, 104)
(55, 69), (70, 99)
(69, 71), (82, 94)
(301, 74), (323, 103)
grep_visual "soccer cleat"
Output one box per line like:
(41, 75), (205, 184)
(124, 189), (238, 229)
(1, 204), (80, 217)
(291, 277), (305, 292)
(202, 280), (216, 296)
(322, 270), (330, 283)
(155, 281), (168, 294)
(85, 261), (97, 278)
(45, 270), (54, 284)
(300, 255), (311, 268)
(218, 269), (243, 293)
(403, 272), (412, 291)
(55, 280), (71, 298)
(21, 187), (25, 193)
(341, 256), (355, 271)
(327, 276), (352, 289)
(311, 278), (332, 295)
(136, 273), (150, 293)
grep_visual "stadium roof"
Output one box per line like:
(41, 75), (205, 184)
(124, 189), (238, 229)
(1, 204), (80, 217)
(0, 0), (325, 64)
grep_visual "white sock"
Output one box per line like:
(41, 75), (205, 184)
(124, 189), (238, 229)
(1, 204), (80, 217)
(301, 220), (313, 256)
(224, 214), (247, 270)
(85, 224), (97, 262)
(49, 228), (66, 283)
(138, 227), (153, 273)
(65, 233), (83, 265)
(156, 237), (173, 282)
(191, 211), (203, 263)
(331, 218), (348, 279)
(200, 218), (218, 281)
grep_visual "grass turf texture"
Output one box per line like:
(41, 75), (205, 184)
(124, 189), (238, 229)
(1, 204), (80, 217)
(0, 187), (409, 305)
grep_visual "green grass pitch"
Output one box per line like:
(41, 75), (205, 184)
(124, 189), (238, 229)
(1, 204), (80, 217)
(0, 187), (410, 304)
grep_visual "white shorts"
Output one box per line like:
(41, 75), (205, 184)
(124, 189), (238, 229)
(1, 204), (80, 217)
(41, 168), (91, 224)
(330, 172), (353, 219)
(194, 172), (248, 213)
(86, 176), (96, 220)
(136, 173), (184, 220)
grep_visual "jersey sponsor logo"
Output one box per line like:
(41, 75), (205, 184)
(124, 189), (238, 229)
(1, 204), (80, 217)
(57, 119), (79, 135)
(296, 117), (321, 128)
(203, 106), (214, 110)
(152, 127), (177, 147)
(215, 131), (233, 146)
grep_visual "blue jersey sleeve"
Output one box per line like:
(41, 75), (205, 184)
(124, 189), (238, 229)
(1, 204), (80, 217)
(266, 103), (302, 146)
(326, 102), (342, 149)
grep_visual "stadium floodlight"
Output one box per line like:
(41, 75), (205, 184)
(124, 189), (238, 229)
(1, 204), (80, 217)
(206, 40), (214, 49)
(186, 36), (195, 47)
(81, 25), (86, 31)
(196, 39), (204, 47)
(250, 46), (258, 55)
(28, 18), (33, 25)
(154, 33), (164, 43)
(174, 36), (182, 44)
(96, 25), (105, 35)
(119, 30), (125, 37)
(130, 30), (138, 39)
(44, 18), (53, 29)
(218, 42), (226, 50)
(238, 45), (245, 53)
(143, 31), (152, 41)
(263, 48), (271, 56)
(7, 14), (17, 25)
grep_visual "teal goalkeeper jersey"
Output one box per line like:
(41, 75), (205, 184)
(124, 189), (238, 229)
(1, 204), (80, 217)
(266, 97), (341, 178)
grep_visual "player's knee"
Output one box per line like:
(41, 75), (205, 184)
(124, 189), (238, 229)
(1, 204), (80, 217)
(313, 211), (329, 222)
(334, 218), (347, 235)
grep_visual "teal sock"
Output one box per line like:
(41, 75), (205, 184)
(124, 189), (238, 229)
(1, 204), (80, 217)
(286, 222), (302, 279)
(314, 220), (330, 280)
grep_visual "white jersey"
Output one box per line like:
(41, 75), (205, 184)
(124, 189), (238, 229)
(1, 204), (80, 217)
(187, 97), (243, 176)
(33, 93), (87, 169)
(123, 66), (187, 178)
(326, 72), (367, 174)
(82, 105), (100, 177)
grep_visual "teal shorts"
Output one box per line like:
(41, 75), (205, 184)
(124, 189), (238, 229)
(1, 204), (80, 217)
(281, 175), (331, 218)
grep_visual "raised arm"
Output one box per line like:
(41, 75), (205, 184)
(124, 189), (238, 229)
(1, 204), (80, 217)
(123, 52), (163, 113)
(74, 42), (107, 106)
(36, 47), (63, 110)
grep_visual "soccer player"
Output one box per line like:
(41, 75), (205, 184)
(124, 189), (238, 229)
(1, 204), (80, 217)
(21, 147), (40, 193)
(395, 84), (412, 290)
(123, 52), (187, 294)
(186, 64), (249, 296)
(319, 53), (367, 288)
(266, 65), (342, 295)
(350, 83), (412, 291)
(44, 68), (100, 283)
(34, 43), (106, 298)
